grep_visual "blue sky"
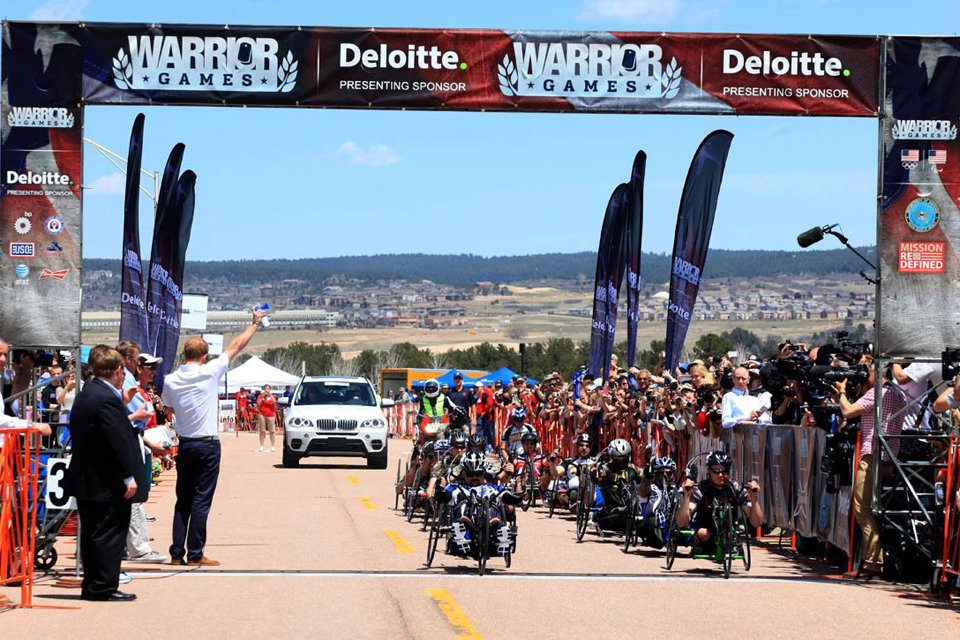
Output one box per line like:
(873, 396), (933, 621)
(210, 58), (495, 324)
(10, 1), (960, 261)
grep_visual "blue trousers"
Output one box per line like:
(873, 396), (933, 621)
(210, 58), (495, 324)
(170, 440), (221, 561)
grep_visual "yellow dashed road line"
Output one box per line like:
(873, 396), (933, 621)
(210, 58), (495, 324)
(347, 474), (359, 484)
(426, 588), (483, 638)
(384, 530), (414, 554)
(359, 496), (376, 509)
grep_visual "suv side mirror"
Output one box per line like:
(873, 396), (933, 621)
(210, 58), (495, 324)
(278, 396), (290, 407)
(381, 398), (395, 408)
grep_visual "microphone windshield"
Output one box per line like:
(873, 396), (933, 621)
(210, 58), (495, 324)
(797, 226), (825, 248)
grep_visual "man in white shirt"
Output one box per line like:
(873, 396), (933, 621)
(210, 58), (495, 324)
(161, 307), (265, 566)
(721, 367), (771, 429)
(0, 338), (51, 436)
(892, 362), (943, 430)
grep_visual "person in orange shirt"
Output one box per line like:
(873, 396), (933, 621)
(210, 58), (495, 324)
(256, 384), (277, 452)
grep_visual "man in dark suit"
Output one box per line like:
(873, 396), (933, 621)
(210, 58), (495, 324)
(66, 345), (142, 602)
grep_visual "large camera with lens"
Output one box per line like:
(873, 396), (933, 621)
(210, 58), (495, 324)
(821, 424), (859, 493)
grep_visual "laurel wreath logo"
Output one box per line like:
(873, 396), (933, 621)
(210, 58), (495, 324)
(497, 54), (519, 96)
(63, 112), (75, 127)
(278, 51), (298, 93)
(661, 57), (682, 99)
(112, 48), (134, 90)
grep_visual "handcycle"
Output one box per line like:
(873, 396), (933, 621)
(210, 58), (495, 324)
(574, 461), (601, 541)
(513, 452), (546, 512)
(624, 473), (678, 554)
(665, 492), (752, 578)
(426, 487), (512, 576)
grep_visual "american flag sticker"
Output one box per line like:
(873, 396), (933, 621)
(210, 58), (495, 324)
(898, 242), (945, 273)
(901, 149), (920, 163)
(928, 149), (947, 164)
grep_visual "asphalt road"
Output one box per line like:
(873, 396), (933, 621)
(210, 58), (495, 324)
(3, 434), (957, 638)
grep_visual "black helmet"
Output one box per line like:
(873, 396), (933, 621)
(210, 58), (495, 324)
(520, 432), (539, 444)
(576, 433), (593, 447)
(421, 441), (436, 458)
(706, 450), (733, 469)
(462, 450), (486, 474)
(468, 434), (487, 449)
(450, 433), (468, 449)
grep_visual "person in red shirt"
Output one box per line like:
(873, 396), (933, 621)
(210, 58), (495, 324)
(235, 387), (249, 430)
(474, 382), (495, 452)
(256, 384), (277, 452)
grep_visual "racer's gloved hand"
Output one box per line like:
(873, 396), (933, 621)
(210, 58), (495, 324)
(434, 489), (453, 504)
(500, 491), (522, 506)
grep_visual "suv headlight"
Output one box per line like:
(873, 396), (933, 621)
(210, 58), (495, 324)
(360, 418), (385, 429)
(289, 417), (315, 429)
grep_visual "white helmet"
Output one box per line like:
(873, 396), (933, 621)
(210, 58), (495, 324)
(423, 379), (440, 398)
(608, 438), (632, 460)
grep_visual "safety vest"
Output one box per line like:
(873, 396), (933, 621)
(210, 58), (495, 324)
(422, 395), (446, 418)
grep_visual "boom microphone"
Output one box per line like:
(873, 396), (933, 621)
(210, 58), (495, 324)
(797, 226), (825, 248)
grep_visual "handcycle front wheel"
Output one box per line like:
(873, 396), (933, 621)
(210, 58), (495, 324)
(477, 497), (490, 576)
(394, 458), (402, 511)
(742, 533), (751, 571)
(425, 506), (446, 568)
(664, 528), (679, 570)
(622, 499), (638, 553)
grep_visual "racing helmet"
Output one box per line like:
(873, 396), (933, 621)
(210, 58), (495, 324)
(520, 432), (539, 445)
(462, 450), (487, 474)
(653, 456), (677, 473)
(576, 433), (593, 447)
(510, 406), (527, 422)
(608, 438), (632, 460)
(434, 439), (450, 456)
(421, 441), (436, 458)
(423, 379), (440, 398)
(450, 432), (468, 449)
(706, 450), (733, 469)
(468, 434), (487, 449)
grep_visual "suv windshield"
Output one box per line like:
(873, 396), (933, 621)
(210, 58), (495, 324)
(294, 381), (376, 407)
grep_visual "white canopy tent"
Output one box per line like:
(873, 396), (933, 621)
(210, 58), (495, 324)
(221, 356), (301, 394)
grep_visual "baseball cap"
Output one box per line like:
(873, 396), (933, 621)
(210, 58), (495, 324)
(474, 381), (484, 388)
(453, 372), (463, 380)
(138, 353), (163, 366)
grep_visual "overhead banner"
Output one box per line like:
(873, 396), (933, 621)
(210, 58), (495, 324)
(602, 190), (629, 380)
(0, 23), (83, 347)
(878, 37), (960, 357)
(664, 131), (734, 372)
(588, 184), (626, 379)
(119, 113), (149, 346)
(624, 152), (646, 369)
(77, 24), (880, 116)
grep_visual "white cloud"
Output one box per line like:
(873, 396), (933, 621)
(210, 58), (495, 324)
(580, 0), (681, 22)
(86, 173), (125, 195)
(336, 141), (402, 167)
(29, 0), (91, 21)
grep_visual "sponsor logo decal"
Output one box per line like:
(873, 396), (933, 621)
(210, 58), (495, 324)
(898, 241), (945, 273)
(45, 216), (64, 235)
(124, 248), (142, 273)
(891, 119), (957, 141)
(46, 241), (63, 252)
(722, 49), (848, 77)
(6, 106), (74, 128)
(901, 148), (947, 171)
(668, 298), (691, 321)
(4, 172), (75, 197)
(904, 197), (940, 233)
(14, 216), (32, 234)
(9, 242), (35, 257)
(112, 35), (298, 92)
(497, 42), (681, 99)
(672, 256), (701, 286)
(15, 264), (29, 278)
(39, 269), (69, 280)
(340, 43), (465, 71)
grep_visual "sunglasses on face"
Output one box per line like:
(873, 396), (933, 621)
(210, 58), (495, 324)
(709, 467), (730, 475)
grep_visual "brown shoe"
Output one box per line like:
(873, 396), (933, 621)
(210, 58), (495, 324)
(186, 556), (220, 566)
(169, 558), (186, 566)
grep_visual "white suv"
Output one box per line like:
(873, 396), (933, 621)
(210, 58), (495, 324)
(281, 376), (389, 469)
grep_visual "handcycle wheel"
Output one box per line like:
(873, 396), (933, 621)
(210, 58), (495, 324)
(575, 477), (592, 541)
(478, 497), (490, 576)
(405, 466), (422, 523)
(665, 527), (679, 570)
(500, 505), (512, 569)
(394, 459), (402, 511)
(622, 498), (637, 553)
(426, 507), (445, 568)
(520, 465), (534, 512)
(723, 547), (733, 579)
(742, 533), (751, 571)
(548, 483), (557, 518)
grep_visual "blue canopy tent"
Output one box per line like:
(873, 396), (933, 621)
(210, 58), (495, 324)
(474, 366), (536, 387)
(410, 369), (481, 389)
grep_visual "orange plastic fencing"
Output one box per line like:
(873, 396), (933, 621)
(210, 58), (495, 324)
(0, 428), (41, 608)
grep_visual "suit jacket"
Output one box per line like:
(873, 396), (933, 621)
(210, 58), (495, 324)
(65, 378), (141, 502)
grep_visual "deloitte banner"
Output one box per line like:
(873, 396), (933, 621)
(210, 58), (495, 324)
(79, 24), (880, 115)
(878, 37), (960, 357)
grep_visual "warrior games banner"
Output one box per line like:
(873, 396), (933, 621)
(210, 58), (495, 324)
(878, 37), (960, 357)
(77, 24), (879, 116)
(588, 185), (626, 380)
(664, 131), (734, 372)
(625, 152), (646, 369)
(119, 113), (149, 346)
(1, 23), (83, 347)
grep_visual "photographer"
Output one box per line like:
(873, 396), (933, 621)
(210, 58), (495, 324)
(833, 354), (906, 578)
(664, 383), (696, 453)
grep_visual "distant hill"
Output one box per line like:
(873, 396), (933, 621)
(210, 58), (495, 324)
(83, 246), (876, 287)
